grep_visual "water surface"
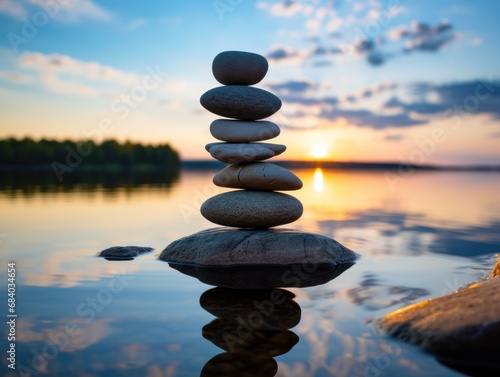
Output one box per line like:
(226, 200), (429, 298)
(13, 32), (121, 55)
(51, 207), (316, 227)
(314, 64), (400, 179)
(1, 168), (499, 376)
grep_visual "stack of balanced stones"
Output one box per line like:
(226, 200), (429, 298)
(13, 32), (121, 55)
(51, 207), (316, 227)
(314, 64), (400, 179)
(199, 51), (303, 229)
(159, 50), (357, 280)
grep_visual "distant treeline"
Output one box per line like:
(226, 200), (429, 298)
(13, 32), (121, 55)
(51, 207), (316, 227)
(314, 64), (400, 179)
(0, 137), (180, 168)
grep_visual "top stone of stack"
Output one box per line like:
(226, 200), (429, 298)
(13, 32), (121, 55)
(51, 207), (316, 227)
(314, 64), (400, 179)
(212, 51), (269, 86)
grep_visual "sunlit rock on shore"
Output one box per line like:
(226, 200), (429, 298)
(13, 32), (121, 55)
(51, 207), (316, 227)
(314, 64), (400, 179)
(378, 258), (500, 374)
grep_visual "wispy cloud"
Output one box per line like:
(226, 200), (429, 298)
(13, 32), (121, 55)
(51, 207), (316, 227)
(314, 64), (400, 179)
(0, 0), (27, 19)
(266, 46), (303, 63)
(267, 80), (318, 94)
(318, 108), (425, 129)
(256, 0), (310, 17)
(488, 132), (500, 139)
(10, 51), (186, 98)
(0, 0), (112, 22)
(385, 134), (404, 141)
(19, 52), (138, 86)
(12, 52), (139, 96)
(384, 97), (446, 114)
(157, 100), (181, 109)
(0, 71), (34, 84)
(279, 79), (500, 132)
(389, 20), (458, 53)
(127, 18), (148, 30)
(308, 45), (342, 57)
(412, 80), (500, 118)
(346, 82), (398, 103)
(258, 0), (461, 69)
(40, 72), (98, 96)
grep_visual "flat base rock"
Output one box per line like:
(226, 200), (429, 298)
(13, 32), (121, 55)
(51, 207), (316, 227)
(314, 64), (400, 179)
(99, 246), (154, 260)
(378, 276), (500, 359)
(160, 227), (357, 267)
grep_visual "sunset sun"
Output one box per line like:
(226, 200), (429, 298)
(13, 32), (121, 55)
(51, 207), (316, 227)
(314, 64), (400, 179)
(310, 144), (328, 159)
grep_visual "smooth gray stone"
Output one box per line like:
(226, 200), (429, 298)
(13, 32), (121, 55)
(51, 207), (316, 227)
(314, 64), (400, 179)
(159, 227), (358, 267)
(201, 190), (302, 228)
(200, 86), (281, 120)
(205, 142), (286, 164)
(213, 162), (302, 190)
(99, 246), (154, 260)
(210, 119), (280, 142)
(212, 51), (268, 86)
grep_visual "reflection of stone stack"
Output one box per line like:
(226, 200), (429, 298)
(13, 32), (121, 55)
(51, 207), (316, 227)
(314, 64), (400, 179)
(200, 51), (303, 228)
(199, 288), (300, 377)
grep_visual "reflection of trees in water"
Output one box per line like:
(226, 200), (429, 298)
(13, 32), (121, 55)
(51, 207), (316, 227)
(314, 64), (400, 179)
(199, 288), (301, 377)
(0, 168), (179, 196)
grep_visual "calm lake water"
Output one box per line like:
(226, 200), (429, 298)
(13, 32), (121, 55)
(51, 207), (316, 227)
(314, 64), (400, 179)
(1, 168), (499, 377)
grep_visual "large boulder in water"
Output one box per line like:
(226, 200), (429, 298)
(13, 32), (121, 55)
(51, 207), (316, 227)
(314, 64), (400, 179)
(159, 227), (357, 267)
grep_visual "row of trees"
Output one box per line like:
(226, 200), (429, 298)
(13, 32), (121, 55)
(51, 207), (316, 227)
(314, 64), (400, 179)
(0, 137), (180, 168)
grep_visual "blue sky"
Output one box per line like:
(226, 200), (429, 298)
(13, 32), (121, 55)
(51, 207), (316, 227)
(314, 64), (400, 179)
(0, 0), (499, 163)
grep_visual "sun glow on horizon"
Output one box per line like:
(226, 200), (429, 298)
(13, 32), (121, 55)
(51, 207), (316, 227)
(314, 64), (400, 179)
(310, 144), (328, 159)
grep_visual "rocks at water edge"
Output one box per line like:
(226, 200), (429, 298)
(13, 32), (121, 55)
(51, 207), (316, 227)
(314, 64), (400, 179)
(213, 162), (302, 190)
(200, 86), (282, 120)
(491, 255), (500, 278)
(210, 119), (280, 142)
(378, 275), (500, 356)
(201, 191), (303, 228)
(212, 51), (269, 86)
(205, 142), (286, 164)
(99, 246), (154, 260)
